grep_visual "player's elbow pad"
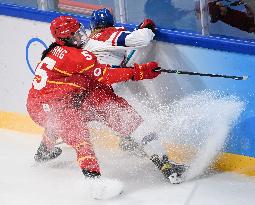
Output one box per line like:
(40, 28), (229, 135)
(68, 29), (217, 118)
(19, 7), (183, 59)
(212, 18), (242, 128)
(125, 28), (155, 47)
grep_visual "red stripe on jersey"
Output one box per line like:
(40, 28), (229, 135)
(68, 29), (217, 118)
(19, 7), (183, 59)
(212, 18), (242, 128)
(112, 31), (122, 46)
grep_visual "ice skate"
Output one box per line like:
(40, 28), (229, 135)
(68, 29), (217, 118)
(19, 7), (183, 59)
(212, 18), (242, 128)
(119, 133), (160, 158)
(151, 154), (187, 184)
(34, 142), (62, 162)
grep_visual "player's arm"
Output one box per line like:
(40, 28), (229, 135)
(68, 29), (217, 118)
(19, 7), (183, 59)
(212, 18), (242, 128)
(95, 62), (160, 85)
(109, 19), (156, 48)
(78, 50), (160, 84)
(120, 19), (156, 48)
(121, 28), (155, 47)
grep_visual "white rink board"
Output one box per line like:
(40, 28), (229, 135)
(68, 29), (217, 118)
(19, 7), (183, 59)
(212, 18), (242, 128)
(0, 15), (53, 113)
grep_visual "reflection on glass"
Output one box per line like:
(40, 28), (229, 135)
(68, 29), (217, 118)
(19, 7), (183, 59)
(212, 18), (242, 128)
(125, 0), (199, 32)
(37, 0), (58, 11)
(1, 0), (255, 41)
(70, 0), (115, 16)
(57, 0), (108, 16)
(207, 0), (255, 39)
(0, 0), (37, 7)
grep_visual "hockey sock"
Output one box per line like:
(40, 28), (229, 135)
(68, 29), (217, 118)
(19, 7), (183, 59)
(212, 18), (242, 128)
(130, 121), (167, 158)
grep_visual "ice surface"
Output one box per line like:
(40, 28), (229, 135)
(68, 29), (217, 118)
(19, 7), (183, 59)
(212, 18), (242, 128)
(1, 128), (255, 205)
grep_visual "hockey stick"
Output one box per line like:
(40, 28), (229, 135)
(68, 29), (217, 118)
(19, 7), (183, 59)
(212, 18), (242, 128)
(154, 68), (248, 81)
(122, 49), (136, 67)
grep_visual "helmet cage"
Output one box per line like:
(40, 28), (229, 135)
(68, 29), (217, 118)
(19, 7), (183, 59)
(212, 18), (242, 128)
(62, 24), (88, 48)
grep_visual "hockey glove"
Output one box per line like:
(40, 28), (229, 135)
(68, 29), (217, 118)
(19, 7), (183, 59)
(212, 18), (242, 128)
(133, 62), (160, 81)
(138, 18), (156, 33)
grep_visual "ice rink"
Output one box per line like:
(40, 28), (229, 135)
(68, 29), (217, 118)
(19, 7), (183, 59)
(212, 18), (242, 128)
(1, 1), (255, 204)
(1, 128), (255, 205)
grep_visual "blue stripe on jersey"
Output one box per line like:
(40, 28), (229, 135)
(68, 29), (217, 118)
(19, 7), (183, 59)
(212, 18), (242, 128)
(116, 32), (130, 47)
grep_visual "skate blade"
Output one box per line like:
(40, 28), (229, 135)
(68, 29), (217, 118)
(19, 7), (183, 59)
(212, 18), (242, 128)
(168, 173), (185, 184)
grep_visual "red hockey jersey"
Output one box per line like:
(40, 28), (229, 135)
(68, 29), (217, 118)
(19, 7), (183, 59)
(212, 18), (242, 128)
(28, 45), (134, 102)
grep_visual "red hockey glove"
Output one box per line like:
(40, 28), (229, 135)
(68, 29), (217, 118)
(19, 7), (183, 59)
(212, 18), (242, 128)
(133, 62), (160, 81)
(138, 19), (156, 33)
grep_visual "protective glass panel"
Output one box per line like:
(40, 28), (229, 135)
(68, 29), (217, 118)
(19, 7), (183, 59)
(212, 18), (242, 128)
(0, 0), (37, 8)
(1, 0), (255, 40)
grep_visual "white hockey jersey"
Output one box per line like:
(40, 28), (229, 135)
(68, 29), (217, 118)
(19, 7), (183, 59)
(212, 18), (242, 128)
(84, 27), (155, 66)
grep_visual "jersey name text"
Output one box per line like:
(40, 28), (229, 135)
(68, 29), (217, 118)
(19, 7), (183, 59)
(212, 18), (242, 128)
(51, 46), (68, 59)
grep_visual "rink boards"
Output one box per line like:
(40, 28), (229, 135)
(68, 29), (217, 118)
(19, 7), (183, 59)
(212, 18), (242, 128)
(1, 3), (255, 176)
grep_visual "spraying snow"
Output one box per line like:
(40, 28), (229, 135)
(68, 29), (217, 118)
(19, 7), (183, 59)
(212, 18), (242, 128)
(123, 90), (244, 180)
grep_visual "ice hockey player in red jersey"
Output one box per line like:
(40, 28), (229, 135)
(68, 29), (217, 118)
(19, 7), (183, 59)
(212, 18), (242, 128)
(33, 9), (157, 162)
(26, 16), (186, 199)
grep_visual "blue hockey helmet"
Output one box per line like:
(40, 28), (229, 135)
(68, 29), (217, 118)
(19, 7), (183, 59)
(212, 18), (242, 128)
(90, 8), (114, 30)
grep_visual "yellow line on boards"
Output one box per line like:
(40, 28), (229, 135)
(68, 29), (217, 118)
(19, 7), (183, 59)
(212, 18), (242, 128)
(213, 153), (255, 176)
(0, 111), (43, 134)
(1, 111), (255, 176)
(0, 110), (119, 148)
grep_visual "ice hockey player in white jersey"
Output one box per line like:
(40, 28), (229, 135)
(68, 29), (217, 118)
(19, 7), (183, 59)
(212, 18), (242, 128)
(85, 8), (156, 67)
(84, 8), (188, 187)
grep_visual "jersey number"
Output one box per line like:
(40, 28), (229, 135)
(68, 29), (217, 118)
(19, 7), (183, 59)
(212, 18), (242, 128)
(33, 57), (56, 90)
(81, 50), (93, 60)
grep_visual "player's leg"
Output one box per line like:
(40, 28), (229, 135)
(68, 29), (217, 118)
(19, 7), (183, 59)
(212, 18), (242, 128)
(88, 89), (187, 183)
(34, 129), (62, 162)
(53, 107), (101, 176)
(85, 88), (144, 153)
(58, 107), (123, 199)
(130, 121), (188, 183)
(26, 100), (62, 162)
